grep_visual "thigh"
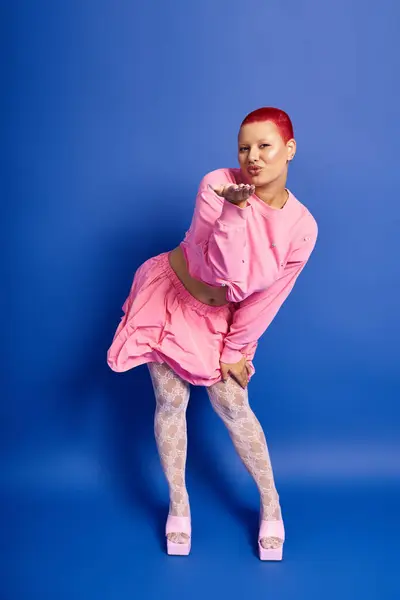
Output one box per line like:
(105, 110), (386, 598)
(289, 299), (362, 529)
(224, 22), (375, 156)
(148, 362), (191, 408)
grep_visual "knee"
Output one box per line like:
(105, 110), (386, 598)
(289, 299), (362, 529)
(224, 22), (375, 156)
(155, 378), (189, 413)
(157, 390), (189, 413)
(208, 380), (249, 420)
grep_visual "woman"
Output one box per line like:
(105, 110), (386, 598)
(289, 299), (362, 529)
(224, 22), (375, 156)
(107, 107), (318, 560)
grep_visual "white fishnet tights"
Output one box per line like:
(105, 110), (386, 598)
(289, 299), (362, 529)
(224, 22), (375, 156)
(147, 362), (283, 549)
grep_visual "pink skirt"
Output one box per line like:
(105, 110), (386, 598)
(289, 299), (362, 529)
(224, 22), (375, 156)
(107, 251), (256, 386)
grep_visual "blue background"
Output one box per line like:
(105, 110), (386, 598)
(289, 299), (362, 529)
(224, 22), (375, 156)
(3, 1), (400, 598)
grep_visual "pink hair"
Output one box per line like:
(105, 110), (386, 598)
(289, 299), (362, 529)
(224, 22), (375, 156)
(240, 107), (294, 143)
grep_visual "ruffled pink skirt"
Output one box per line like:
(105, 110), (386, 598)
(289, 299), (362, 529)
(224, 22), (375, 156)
(107, 251), (256, 386)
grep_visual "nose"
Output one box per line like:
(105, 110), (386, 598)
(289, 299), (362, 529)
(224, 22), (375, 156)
(249, 147), (260, 163)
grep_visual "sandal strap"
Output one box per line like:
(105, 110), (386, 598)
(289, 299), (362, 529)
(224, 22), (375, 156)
(258, 519), (285, 541)
(166, 515), (191, 536)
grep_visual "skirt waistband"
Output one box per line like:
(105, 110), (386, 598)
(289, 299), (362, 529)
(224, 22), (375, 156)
(157, 252), (234, 316)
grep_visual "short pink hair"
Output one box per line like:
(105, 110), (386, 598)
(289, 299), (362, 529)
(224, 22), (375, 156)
(240, 107), (294, 143)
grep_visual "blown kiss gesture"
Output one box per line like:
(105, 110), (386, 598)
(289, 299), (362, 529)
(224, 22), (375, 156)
(208, 183), (255, 209)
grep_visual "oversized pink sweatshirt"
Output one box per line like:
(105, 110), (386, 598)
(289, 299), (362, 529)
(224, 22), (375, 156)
(180, 168), (318, 365)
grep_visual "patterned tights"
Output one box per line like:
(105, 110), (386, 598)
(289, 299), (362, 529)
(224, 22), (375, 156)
(147, 362), (283, 549)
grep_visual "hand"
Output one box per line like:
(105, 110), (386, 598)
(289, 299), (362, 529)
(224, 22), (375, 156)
(220, 355), (252, 389)
(208, 183), (255, 208)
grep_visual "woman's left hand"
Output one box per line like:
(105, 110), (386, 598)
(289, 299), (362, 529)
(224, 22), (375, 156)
(220, 356), (252, 389)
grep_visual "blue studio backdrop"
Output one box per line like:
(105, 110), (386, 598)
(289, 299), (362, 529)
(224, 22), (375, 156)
(3, 1), (400, 599)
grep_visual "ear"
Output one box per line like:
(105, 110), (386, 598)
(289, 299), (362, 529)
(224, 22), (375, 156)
(286, 138), (297, 162)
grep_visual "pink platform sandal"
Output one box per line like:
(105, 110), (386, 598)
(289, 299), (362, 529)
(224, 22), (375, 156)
(258, 518), (285, 561)
(166, 515), (192, 556)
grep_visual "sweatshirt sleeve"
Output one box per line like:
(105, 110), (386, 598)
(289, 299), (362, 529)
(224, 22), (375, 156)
(181, 172), (252, 301)
(220, 216), (318, 364)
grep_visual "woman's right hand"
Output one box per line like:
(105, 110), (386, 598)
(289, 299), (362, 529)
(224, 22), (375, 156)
(208, 183), (255, 208)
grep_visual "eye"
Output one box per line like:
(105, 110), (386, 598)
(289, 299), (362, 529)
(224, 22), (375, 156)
(239, 146), (249, 152)
(260, 144), (270, 148)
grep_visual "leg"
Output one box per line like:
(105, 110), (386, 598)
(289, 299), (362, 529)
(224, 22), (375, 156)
(206, 377), (283, 550)
(148, 362), (191, 544)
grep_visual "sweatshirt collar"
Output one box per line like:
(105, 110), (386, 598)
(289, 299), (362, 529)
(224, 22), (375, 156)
(250, 188), (293, 218)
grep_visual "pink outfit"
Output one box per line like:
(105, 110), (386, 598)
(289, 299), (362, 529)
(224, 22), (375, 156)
(107, 252), (253, 386)
(180, 168), (318, 363)
(107, 168), (318, 385)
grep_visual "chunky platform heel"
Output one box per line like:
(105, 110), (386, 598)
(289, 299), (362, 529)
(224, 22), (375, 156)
(258, 518), (285, 561)
(166, 515), (191, 556)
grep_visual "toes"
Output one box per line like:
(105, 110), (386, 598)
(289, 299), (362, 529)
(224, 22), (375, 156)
(260, 536), (283, 549)
(167, 532), (189, 544)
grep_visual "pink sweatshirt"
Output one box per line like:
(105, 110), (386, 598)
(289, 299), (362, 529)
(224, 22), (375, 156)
(180, 168), (318, 365)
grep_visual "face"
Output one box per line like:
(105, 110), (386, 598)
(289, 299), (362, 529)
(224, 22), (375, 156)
(237, 120), (296, 187)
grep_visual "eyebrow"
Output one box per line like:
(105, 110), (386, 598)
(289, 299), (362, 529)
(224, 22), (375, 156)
(238, 139), (271, 144)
